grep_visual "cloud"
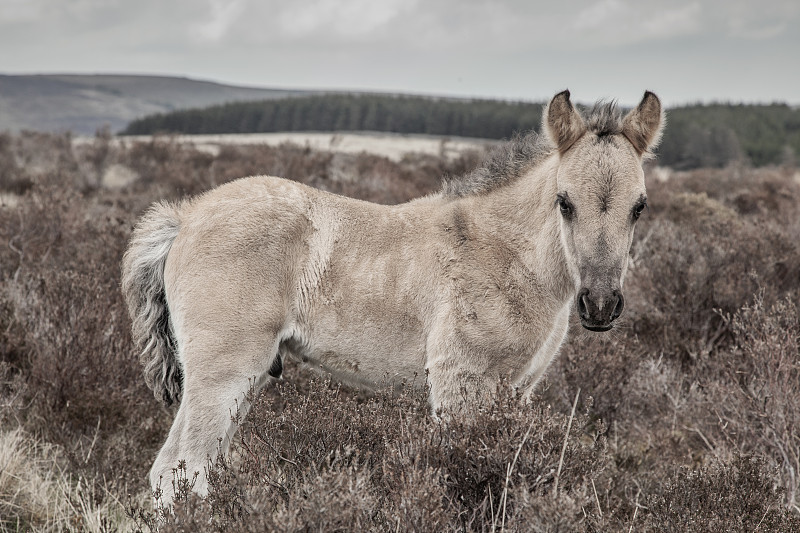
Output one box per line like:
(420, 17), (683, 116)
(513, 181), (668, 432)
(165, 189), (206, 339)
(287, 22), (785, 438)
(573, 0), (626, 31)
(277, 0), (417, 39)
(0, 0), (46, 22)
(193, 0), (248, 43)
(641, 3), (702, 40)
(572, 1), (702, 46)
(722, 0), (799, 40)
(734, 23), (786, 40)
(0, 0), (798, 104)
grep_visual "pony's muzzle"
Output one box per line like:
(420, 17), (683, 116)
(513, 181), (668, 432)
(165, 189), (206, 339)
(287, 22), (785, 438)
(577, 288), (624, 331)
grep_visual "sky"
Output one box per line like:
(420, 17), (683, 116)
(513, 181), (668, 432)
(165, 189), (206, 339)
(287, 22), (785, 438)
(1, 0), (798, 106)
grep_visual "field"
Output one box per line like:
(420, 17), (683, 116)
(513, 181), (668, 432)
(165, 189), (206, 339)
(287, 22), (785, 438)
(1, 130), (799, 532)
(73, 132), (495, 164)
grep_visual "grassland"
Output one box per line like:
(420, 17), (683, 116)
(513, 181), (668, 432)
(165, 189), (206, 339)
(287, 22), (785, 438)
(1, 131), (799, 531)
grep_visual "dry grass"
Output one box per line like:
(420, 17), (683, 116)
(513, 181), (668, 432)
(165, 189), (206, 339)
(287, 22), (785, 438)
(1, 131), (799, 531)
(0, 428), (137, 532)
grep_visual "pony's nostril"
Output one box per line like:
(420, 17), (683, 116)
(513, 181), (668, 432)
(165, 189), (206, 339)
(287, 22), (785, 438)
(611, 290), (625, 321)
(577, 288), (590, 319)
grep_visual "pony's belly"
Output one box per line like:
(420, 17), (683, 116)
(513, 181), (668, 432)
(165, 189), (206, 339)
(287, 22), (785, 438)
(287, 316), (428, 387)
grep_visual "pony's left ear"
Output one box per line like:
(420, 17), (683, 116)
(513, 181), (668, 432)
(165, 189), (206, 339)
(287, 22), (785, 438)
(622, 91), (664, 157)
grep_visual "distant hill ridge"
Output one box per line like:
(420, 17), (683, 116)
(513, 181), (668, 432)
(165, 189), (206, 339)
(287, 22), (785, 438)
(123, 93), (542, 141)
(1, 74), (798, 168)
(125, 94), (800, 169)
(0, 74), (308, 134)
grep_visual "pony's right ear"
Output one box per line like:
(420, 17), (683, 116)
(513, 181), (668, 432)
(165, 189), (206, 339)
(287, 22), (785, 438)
(544, 90), (587, 154)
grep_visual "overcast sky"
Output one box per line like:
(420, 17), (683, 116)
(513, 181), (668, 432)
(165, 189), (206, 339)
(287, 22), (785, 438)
(1, 0), (798, 106)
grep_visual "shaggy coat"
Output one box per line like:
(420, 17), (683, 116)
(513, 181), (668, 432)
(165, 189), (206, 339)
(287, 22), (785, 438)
(122, 90), (664, 500)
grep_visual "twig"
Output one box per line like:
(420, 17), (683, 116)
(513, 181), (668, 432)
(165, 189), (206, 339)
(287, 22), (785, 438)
(592, 478), (603, 518)
(754, 504), (770, 531)
(84, 416), (102, 464)
(8, 235), (23, 257)
(252, 431), (299, 467)
(553, 388), (581, 496)
(685, 425), (716, 455)
(496, 416), (536, 532)
(628, 489), (641, 533)
(239, 434), (261, 468)
(489, 486), (495, 531)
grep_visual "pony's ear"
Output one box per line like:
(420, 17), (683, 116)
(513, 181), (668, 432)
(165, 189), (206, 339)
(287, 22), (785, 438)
(544, 90), (586, 154)
(622, 91), (664, 157)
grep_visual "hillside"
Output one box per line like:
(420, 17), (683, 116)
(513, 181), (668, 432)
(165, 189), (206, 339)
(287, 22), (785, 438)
(0, 74), (308, 134)
(124, 94), (800, 169)
(123, 93), (542, 140)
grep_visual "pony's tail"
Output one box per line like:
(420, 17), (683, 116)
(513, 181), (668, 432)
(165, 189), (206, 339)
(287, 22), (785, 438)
(121, 201), (184, 406)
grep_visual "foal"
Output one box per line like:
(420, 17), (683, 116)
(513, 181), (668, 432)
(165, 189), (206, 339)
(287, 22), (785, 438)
(122, 90), (663, 499)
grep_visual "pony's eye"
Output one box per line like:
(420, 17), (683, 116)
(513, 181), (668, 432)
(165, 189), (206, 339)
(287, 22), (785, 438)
(557, 195), (574, 219)
(632, 201), (647, 220)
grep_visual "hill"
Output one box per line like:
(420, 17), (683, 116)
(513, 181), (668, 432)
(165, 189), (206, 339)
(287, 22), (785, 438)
(659, 103), (800, 168)
(124, 94), (800, 169)
(0, 74), (308, 134)
(123, 94), (542, 139)
(123, 93), (542, 140)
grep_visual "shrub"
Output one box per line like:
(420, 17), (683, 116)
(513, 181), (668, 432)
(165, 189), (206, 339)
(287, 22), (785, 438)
(2, 132), (800, 530)
(130, 380), (609, 532)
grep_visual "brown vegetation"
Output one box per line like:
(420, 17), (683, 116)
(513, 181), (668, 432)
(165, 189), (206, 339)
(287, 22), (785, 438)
(1, 131), (798, 531)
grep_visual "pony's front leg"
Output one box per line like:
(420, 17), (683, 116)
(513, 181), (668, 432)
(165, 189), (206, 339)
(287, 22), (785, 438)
(424, 339), (495, 416)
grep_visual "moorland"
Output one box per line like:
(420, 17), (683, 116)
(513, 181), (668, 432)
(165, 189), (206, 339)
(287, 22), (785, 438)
(1, 130), (799, 531)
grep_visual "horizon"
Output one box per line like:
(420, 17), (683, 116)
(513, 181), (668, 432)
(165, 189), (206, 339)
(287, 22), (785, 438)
(1, 71), (796, 109)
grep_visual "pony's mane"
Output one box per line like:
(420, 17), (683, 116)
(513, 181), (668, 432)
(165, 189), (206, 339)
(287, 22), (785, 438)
(441, 100), (624, 198)
(585, 99), (624, 137)
(441, 132), (552, 198)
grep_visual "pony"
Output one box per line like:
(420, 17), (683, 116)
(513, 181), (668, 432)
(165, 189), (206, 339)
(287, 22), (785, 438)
(121, 90), (664, 500)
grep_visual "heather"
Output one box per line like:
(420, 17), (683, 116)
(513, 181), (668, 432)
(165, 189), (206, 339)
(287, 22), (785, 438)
(1, 131), (799, 531)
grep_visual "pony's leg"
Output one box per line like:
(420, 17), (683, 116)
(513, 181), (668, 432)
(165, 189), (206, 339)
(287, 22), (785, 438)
(424, 336), (494, 416)
(149, 398), (193, 502)
(150, 334), (279, 502)
(426, 365), (493, 416)
(515, 305), (571, 401)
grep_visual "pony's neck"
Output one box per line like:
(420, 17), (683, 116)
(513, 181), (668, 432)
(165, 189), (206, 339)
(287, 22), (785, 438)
(468, 154), (575, 303)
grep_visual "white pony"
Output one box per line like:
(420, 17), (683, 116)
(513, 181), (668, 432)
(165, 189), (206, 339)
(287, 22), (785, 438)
(122, 90), (663, 499)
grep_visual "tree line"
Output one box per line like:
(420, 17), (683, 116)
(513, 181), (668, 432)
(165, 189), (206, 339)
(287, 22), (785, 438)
(123, 94), (541, 141)
(123, 93), (800, 169)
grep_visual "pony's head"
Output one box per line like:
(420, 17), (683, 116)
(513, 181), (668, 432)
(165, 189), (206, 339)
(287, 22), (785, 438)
(545, 90), (664, 331)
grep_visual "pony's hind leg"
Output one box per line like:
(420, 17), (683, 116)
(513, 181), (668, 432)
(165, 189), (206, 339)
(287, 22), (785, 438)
(150, 333), (280, 502)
